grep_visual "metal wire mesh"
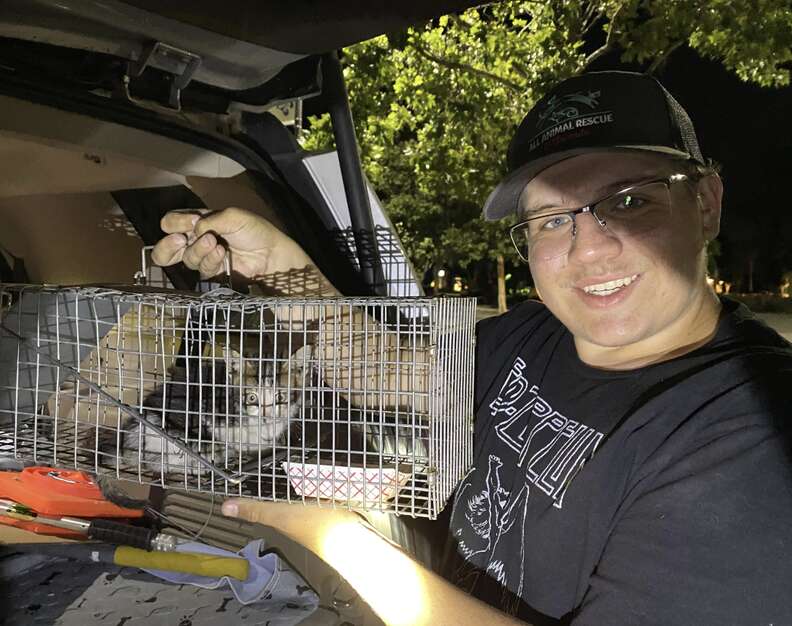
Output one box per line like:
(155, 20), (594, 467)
(331, 226), (423, 297)
(0, 284), (474, 519)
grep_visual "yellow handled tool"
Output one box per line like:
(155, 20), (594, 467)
(5, 542), (251, 582)
(112, 545), (250, 581)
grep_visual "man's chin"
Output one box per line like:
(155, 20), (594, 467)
(581, 332), (645, 349)
(574, 315), (650, 349)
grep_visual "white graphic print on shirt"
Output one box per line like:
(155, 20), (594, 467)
(488, 357), (605, 508)
(453, 356), (604, 597)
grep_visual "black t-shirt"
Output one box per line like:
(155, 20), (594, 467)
(447, 297), (792, 625)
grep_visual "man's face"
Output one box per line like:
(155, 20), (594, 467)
(521, 152), (721, 351)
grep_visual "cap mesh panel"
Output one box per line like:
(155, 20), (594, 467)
(660, 85), (704, 163)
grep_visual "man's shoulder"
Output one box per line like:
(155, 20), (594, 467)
(713, 297), (792, 374)
(641, 301), (792, 443)
(473, 300), (564, 404)
(476, 299), (559, 344)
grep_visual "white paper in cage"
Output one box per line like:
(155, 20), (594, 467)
(282, 461), (412, 506)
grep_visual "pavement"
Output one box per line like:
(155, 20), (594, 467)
(756, 313), (792, 342)
(475, 305), (501, 321)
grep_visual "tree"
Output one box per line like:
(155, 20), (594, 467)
(301, 1), (792, 306)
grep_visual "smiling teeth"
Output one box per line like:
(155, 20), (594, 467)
(582, 274), (639, 296)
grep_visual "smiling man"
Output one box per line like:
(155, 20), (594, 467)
(448, 70), (792, 623)
(151, 71), (792, 625)
(513, 151), (722, 369)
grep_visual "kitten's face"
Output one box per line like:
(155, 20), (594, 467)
(225, 345), (311, 424)
(242, 374), (293, 419)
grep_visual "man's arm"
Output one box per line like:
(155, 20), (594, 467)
(152, 207), (430, 411)
(151, 207), (333, 294)
(221, 498), (527, 626)
(153, 208), (510, 623)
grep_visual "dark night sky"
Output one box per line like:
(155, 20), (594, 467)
(593, 47), (792, 291)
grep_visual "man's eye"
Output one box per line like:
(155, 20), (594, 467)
(613, 194), (647, 211)
(539, 214), (572, 232)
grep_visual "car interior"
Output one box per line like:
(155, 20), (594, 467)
(0, 2), (483, 623)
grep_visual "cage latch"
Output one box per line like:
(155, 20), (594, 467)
(133, 246), (155, 286)
(134, 245), (231, 287)
(127, 41), (201, 110)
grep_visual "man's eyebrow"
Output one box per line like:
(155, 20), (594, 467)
(522, 174), (659, 215)
(593, 174), (662, 196)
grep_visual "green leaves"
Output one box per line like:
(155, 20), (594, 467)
(303, 2), (581, 274)
(301, 0), (792, 285)
(617, 0), (792, 86)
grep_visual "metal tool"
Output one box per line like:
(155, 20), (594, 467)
(2, 541), (250, 582)
(0, 499), (176, 551)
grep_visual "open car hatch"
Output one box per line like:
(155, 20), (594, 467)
(1, 0), (482, 110)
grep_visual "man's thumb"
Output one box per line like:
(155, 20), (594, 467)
(221, 498), (251, 520)
(193, 207), (244, 239)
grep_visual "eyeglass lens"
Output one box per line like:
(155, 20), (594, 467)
(511, 181), (673, 262)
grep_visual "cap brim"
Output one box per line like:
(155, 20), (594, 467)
(482, 145), (693, 221)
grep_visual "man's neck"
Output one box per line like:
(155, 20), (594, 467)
(574, 288), (723, 371)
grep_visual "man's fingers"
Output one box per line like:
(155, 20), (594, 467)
(160, 211), (201, 235)
(222, 499), (263, 522)
(152, 227), (228, 279)
(181, 232), (217, 270)
(193, 207), (253, 239)
(198, 245), (226, 279)
(150, 233), (188, 266)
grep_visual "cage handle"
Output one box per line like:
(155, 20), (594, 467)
(0, 323), (245, 486)
(134, 245), (232, 288)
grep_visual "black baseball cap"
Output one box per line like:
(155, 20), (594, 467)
(483, 71), (705, 221)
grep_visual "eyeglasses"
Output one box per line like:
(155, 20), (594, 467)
(509, 173), (692, 262)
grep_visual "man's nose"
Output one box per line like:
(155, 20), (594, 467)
(567, 211), (622, 263)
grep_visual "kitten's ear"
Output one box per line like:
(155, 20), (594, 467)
(222, 345), (242, 376)
(290, 344), (313, 371)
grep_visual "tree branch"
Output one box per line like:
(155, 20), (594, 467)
(647, 40), (684, 75)
(583, 2), (624, 68)
(511, 59), (534, 80)
(581, 1), (604, 36)
(409, 39), (524, 93)
(584, 42), (613, 68)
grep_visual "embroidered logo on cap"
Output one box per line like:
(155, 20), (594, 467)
(537, 90), (601, 130)
(528, 89), (614, 152)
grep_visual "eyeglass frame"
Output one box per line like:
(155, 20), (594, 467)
(508, 172), (696, 263)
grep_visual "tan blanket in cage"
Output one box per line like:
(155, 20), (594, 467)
(45, 306), (184, 430)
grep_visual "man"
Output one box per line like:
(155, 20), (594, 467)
(152, 71), (792, 624)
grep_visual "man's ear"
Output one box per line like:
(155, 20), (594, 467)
(696, 174), (723, 241)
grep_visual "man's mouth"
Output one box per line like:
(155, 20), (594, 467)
(580, 274), (640, 297)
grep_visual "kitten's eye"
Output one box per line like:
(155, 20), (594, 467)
(245, 392), (258, 404)
(275, 391), (288, 403)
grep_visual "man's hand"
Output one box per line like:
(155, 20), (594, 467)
(221, 498), (358, 546)
(151, 207), (314, 280)
(221, 498), (524, 626)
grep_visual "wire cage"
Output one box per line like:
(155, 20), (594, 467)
(0, 284), (475, 519)
(331, 225), (423, 298)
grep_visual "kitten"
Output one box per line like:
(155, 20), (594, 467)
(111, 343), (312, 475)
(214, 343), (312, 446)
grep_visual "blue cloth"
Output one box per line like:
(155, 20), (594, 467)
(144, 539), (319, 622)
